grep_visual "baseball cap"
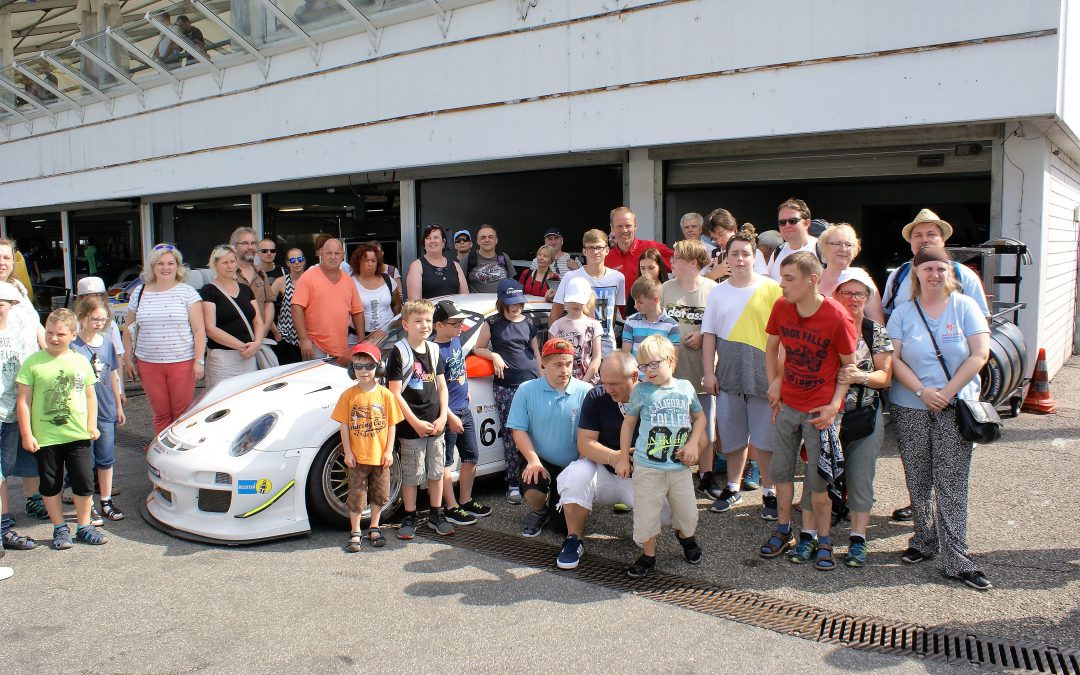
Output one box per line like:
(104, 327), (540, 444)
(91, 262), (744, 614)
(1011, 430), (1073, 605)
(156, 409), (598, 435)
(562, 276), (592, 305)
(833, 267), (878, 294)
(541, 337), (575, 358)
(350, 342), (382, 362)
(808, 219), (829, 237)
(497, 279), (526, 305)
(453, 229), (471, 242)
(433, 300), (467, 323)
(76, 277), (106, 295)
(757, 230), (784, 249)
(0, 282), (21, 304)
(543, 227), (563, 237)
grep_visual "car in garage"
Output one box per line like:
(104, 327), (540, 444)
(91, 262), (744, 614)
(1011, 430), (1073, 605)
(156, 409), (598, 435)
(141, 293), (551, 544)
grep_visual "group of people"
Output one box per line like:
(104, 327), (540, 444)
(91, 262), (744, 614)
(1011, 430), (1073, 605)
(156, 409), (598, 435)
(346, 202), (993, 591)
(0, 236), (131, 581)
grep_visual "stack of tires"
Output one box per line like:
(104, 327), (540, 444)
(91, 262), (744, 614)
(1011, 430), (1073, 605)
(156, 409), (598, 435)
(980, 318), (1028, 415)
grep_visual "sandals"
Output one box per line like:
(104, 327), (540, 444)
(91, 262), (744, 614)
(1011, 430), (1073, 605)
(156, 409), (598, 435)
(759, 528), (796, 558)
(368, 528), (387, 548)
(676, 533), (702, 564)
(2, 530), (37, 551)
(345, 532), (363, 553)
(101, 500), (125, 521)
(74, 525), (107, 545)
(815, 544), (836, 571)
(625, 554), (656, 579)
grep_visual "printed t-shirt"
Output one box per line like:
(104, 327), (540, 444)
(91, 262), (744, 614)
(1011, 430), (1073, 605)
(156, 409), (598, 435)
(466, 253), (515, 294)
(437, 337), (469, 410)
(621, 312), (680, 358)
(660, 278), (717, 393)
(0, 320), (33, 423)
(886, 293), (989, 409)
(16, 349), (97, 445)
(553, 267), (626, 356)
(548, 315), (601, 384)
(385, 341), (446, 440)
(627, 379), (701, 471)
(506, 376), (591, 468)
(291, 266), (363, 359)
(331, 384), (404, 464)
(72, 335), (120, 423)
(701, 276), (782, 398)
(766, 296), (857, 412)
(487, 316), (538, 388)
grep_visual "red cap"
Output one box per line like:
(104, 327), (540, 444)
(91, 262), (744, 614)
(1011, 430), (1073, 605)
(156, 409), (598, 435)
(541, 337), (575, 358)
(350, 342), (382, 362)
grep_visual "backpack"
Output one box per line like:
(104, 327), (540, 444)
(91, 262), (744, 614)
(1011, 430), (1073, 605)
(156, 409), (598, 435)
(390, 338), (440, 385)
(883, 260), (963, 316)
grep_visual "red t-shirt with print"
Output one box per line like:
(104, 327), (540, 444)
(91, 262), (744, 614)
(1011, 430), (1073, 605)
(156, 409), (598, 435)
(765, 296), (858, 413)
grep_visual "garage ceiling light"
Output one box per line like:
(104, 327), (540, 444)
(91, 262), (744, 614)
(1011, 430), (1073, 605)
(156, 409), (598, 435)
(278, 207), (304, 212)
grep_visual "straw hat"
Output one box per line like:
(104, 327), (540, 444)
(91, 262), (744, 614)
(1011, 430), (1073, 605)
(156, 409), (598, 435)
(902, 209), (953, 242)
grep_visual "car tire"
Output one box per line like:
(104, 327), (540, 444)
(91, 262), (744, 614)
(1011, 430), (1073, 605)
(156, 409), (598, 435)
(305, 436), (403, 528)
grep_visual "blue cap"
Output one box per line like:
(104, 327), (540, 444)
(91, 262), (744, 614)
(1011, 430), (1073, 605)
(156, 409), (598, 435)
(453, 229), (471, 241)
(497, 279), (526, 304)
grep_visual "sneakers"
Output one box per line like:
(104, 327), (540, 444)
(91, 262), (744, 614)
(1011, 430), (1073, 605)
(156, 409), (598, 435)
(556, 534), (584, 570)
(697, 473), (724, 500)
(427, 510), (455, 536)
(612, 502), (631, 514)
(74, 525), (107, 545)
(461, 500), (492, 517)
(760, 494), (779, 520)
(398, 513), (417, 540)
(521, 508), (548, 538)
(892, 505), (914, 522)
(90, 507), (105, 527)
(506, 487), (523, 505)
(845, 540), (868, 568)
(741, 462), (761, 491)
(788, 533), (818, 563)
(25, 495), (49, 520)
(52, 525), (72, 550)
(101, 500), (125, 521)
(952, 570), (992, 591)
(708, 488), (742, 513)
(900, 547), (933, 564)
(444, 505), (477, 526)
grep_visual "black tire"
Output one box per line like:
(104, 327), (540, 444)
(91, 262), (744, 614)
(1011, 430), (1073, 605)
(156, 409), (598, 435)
(304, 436), (403, 528)
(981, 334), (1012, 406)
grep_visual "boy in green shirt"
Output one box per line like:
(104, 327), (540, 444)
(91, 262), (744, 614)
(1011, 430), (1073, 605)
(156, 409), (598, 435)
(16, 309), (102, 550)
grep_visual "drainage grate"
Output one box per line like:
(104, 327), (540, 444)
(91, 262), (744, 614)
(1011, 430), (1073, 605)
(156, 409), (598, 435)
(419, 526), (1079, 673)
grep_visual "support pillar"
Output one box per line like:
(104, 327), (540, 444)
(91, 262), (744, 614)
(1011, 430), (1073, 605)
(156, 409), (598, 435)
(625, 148), (662, 242)
(60, 211), (73, 292)
(140, 202), (155, 263)
(251, 193), (264, 240)
(400, 179), (417, 272)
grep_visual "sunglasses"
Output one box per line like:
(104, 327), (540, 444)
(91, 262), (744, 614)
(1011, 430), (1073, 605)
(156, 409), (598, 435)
(153, 244), (175, 251)
(288, 256), (305, 263)
(260, 248), (276, 254)
(352, 361), (377, 371)
(777, 217), (803, 227)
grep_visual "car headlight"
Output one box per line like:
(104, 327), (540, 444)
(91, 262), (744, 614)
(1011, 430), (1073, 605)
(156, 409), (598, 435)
(229, 413), (279, 457)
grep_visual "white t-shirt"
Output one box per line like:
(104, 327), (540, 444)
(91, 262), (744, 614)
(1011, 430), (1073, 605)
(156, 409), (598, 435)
(130, 283), (202, 363)
(0, 320), (34, 423)
(753, 249), (770, 275)
(553, 267), (625, 356)
(352, 275), (398, 335)
(767, 236), (818, 281)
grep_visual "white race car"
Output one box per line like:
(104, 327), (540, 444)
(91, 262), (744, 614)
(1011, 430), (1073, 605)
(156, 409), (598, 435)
(141, 294), (552, 544)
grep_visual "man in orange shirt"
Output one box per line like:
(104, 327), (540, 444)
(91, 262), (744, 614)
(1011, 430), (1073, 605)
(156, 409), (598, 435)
(291, 238), (364, 363)
(605, 206), (673, 293)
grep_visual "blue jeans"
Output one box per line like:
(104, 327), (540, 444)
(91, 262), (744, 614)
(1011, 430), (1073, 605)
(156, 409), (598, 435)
(0, 420), (37, 479)
(444, 406), (479, 466)
(92, 421), (117, 469)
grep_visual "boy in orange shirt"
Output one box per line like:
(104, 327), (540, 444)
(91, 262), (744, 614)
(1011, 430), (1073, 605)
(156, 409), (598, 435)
(331, 343), (403, 551)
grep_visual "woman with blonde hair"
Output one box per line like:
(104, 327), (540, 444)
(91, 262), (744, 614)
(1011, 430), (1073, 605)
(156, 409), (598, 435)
(817, 223), (884, 323)
(200, 244), (264, 390)
(122, 244), (205, 433)
(518, 244), (559, 300)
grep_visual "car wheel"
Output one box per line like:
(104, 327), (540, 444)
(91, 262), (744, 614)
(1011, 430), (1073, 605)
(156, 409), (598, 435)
(304, 436), (403, 527)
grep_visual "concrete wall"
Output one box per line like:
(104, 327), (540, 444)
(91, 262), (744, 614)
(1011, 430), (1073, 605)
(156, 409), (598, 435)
(0, 0), (1065, 211)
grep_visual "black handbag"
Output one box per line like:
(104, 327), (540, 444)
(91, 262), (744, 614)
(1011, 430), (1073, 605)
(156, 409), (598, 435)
(839, 394), (877, 445)
(913, 301), (1002, 443)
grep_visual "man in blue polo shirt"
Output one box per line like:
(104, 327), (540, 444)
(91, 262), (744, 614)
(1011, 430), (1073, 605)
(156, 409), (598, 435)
(507, 337), (592, 539)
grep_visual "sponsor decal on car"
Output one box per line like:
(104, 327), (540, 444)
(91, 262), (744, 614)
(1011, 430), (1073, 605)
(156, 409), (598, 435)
(238, 478), (273, 495)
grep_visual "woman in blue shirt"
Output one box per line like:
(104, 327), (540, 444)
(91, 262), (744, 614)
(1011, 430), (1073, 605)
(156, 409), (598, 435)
(886, 246), (990, 591)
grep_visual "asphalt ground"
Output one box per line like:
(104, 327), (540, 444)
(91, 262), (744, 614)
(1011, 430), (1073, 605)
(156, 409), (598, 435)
(2, 358), (1078, 670)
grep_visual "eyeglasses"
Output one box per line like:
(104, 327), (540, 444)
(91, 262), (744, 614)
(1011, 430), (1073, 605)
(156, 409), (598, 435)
(352, 361), (377, 371)
(153, 244), (175, 251)
(638, 358), (667, 372)
(88, 316), (109, 324)
(777, 217), (803, 227)
(837, 290), (870, 300)
(826, 241), (855, 249)
(288, 256), (305, 263)
(260, 248), (276, 254)
(237, 240), (257, 247)
(583, 245), (608, 253)
(442, 319), (464, 327)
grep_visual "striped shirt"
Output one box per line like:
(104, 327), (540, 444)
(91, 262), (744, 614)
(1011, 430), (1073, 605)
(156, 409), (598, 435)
(130, 283), (201, 363)
(621, 311), (680, 358)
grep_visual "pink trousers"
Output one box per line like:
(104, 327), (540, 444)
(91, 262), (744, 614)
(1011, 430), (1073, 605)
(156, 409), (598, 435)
(139, 359), (196, 434)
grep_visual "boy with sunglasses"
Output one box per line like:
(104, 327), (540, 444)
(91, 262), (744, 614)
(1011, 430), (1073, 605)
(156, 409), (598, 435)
(331, 343), (403, 551)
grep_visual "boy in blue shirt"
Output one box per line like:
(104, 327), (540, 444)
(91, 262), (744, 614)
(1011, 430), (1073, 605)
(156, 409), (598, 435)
(621, 276), (680, 358)
(620, 334), (706, 578)
(433, 300), (491, 526)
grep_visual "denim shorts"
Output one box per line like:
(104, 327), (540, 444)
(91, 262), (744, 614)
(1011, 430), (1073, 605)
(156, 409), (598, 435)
(444, 406), (479, 466)
(92, 421), (116, 470)
(0, 420), (38, 479)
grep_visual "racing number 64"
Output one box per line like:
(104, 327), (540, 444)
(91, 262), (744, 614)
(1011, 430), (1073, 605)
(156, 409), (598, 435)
(480, 418), (497, 447)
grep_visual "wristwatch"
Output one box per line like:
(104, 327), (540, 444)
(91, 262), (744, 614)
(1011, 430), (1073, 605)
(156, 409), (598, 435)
(196, 358), (206, 366)
(915, 388), (924, 398)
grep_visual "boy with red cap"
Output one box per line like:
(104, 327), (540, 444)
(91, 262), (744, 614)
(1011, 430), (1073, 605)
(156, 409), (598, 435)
(331, 342), (403, 552)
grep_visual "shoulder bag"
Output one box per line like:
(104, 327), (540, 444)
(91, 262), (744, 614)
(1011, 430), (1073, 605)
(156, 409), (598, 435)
(216, 283), (280, 370)
(913, 300), (1001, 443)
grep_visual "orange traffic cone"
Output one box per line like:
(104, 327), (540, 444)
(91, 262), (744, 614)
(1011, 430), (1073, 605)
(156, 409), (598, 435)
(1021, 348), (1057, 414)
